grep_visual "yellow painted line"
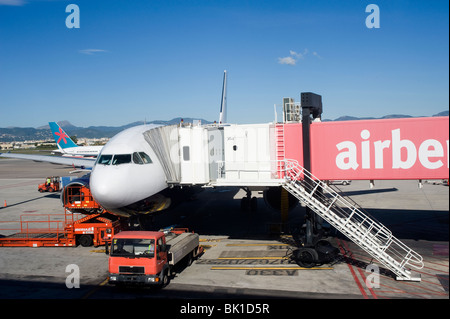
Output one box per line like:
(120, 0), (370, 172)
(82, 278), (109, 299)
(90, 249), (106, 253)
(225, 243), (291, 246)
(218, 257), (289, 260)
(211, 266), (333, 270)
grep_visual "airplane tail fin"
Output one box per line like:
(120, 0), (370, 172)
(219, 70), (227, 124)
(49, 122), (78, 149)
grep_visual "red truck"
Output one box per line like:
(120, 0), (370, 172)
(108, 228), (202, 287)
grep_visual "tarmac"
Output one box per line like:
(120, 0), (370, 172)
(0, 157), (448, 303)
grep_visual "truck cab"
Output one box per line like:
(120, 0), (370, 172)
(108, 231), (170, 286)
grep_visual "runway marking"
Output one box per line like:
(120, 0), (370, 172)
(218, 257), (289, 260)
(357, 265), (378, 299)
(81, 278), (109, 299)
(90, 249), (107, 253)
(212, 267), (333, 270)
(433, 244), (449, 256)
(338, 240), (369, 299)
(339, 240), (450, 298)
(226, 243), (291, 247)
(197, 258), (292, 265)
(349, 249), (449, 277)
(424, 256), (450, 268)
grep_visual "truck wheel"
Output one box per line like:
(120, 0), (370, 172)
(186, 252), (193, 267)
(78, 234), (93, 247)
(161, 269), (170, 287)
(48, 187), (54, 192)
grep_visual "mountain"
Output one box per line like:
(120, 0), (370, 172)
(0, 118), (213, 142)
(433, 110), (449, 117)
(330, 114), (414, 121)
(324, 112), (448, 122)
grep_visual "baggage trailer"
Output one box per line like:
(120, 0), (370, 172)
(108, 228), (202, 287)
(0, 213), (121, 247)
(0, 185), (124, 247)
(0, 213), (77, 247)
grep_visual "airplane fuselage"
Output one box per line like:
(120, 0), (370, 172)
(53, 145), (103, 157)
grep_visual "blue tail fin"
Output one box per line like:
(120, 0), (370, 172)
(49, 122), (78, 149)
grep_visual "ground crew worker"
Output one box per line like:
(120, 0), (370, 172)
(148, 243), (155, 255)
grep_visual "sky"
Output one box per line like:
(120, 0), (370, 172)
(0, 0), (448, 128)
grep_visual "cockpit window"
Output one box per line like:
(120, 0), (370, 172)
(97, 154), (113, 165)
(132, 152), (144, 164)
(139, 152), (152, 164)
(112, 154), (132, 165)
(131, 152), (152, 165)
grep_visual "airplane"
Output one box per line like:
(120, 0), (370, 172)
(49, 122), (103, 157)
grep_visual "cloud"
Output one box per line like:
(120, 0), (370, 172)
(79, 49), (108, 55)
(0, 0), (26, 5)
(312, 51), (322, 59)
(278, 56), (297, 65)
(289, 50), (302, 59)
(289, 49), (308, 59)
(278, 49), (321, 66)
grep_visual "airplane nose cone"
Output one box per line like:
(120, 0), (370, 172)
(90, 167), (132, 210)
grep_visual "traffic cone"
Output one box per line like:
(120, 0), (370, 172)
(4, 200), (6, 207)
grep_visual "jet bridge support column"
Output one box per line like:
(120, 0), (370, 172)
(300, 92), (324, 246)
(290, 92), (339, 268)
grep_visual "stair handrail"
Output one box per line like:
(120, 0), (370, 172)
(281, 159), (424, 274)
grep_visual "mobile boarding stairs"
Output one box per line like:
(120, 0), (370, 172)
(278, 158), (424, 281)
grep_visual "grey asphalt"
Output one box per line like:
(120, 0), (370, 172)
(0, 158), (448, 303)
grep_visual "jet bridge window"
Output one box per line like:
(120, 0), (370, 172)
(183, 146), (190, 161)
(97, 154), (113, 165)
(112, 154), (132, 165)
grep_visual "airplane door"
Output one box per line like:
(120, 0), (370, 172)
(208, 128), (224, 181)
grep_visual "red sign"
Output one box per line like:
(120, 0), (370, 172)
(284, 117), (449, 180)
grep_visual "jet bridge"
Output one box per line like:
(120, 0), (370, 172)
(143, 122), (284, 187)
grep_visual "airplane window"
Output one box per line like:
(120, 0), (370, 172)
(139, 152), (152, 164)
(112, 154), (132, 165)
(132, 152), (144, 164)
(97, 154), (113, 165)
